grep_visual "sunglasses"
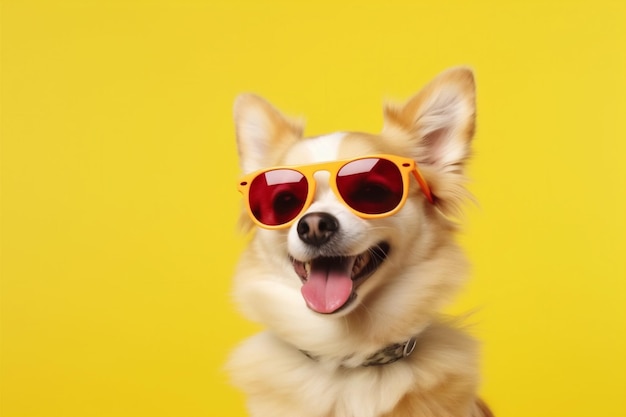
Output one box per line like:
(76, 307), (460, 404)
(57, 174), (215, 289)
(237, 154), (434, 229)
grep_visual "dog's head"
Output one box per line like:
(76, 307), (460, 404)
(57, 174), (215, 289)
(232, 68), (475, 342)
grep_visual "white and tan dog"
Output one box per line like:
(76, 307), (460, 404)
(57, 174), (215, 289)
(227, 67), (492, 417)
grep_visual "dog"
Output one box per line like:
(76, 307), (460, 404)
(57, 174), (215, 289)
(227, 67), (492, 417)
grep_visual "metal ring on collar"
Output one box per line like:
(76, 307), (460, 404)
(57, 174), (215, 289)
(403, 337), (417, 357)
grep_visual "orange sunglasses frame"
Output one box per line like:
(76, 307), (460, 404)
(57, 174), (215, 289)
(237, 154), (434, 230)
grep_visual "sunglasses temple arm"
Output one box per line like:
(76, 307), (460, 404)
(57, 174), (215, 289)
(412, 169), (435, 204)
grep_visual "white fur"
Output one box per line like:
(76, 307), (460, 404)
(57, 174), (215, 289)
(301, 132), (346, 162)
(230, 332), (416, 417)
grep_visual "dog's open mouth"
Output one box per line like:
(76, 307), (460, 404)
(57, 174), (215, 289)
(291, 242), (390, 314)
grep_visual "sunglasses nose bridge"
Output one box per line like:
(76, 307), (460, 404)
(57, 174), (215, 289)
(310, 169), (333, 198)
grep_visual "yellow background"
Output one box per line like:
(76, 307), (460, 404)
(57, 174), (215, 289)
(1, 1), (625, 416)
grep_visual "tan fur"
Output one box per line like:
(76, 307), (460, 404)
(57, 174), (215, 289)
(228, 67), (492, 417)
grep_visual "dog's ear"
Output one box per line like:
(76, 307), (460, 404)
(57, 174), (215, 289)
(383, 67), (476, 170)
(234, 94), (303, 174)
(383, 67), (476, 217)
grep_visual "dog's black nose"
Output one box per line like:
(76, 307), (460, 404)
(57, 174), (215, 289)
(297, 212), (339, 246)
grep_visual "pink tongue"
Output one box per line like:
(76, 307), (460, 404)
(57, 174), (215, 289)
(301, 257), (355, 314)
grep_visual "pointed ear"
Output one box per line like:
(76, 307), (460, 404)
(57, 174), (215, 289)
(234, 94), (303, 174)
(383, 67), (476, 171)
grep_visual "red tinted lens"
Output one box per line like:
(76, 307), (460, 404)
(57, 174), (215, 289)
(336, 158), (404, 214)
(248, 169), (308, 226)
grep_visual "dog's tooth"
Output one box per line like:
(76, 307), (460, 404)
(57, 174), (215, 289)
(352, 252), (369, 277)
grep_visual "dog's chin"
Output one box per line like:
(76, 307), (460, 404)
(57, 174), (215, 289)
(290, 242), (390, 315)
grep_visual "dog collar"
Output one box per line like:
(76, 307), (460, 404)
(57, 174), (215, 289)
(301, 336), (417, 367)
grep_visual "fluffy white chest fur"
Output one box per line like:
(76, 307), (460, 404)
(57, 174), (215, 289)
(229, 324), (483, 417)
(227, 67), (492, 417)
